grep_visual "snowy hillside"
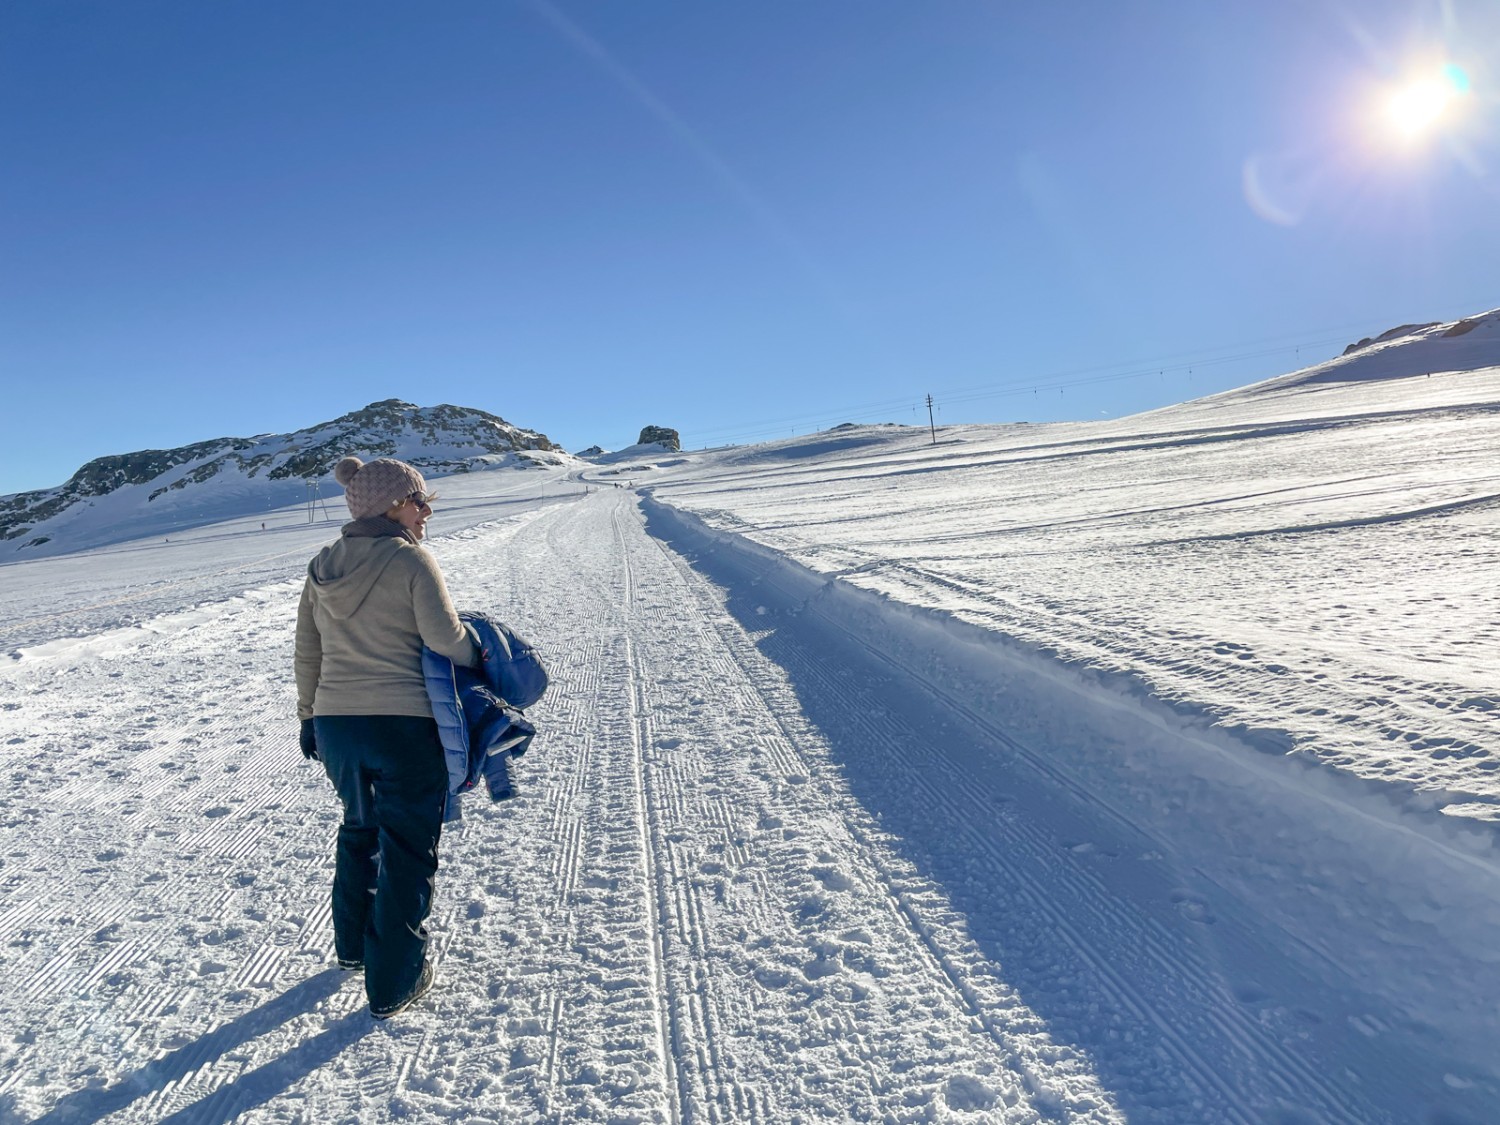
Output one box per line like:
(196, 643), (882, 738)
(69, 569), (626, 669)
(0, 399), (569, 559)
(1253, 306), (1500, 390)
(2, 311), (1499, 1123)
(631, 310), (1500, 818)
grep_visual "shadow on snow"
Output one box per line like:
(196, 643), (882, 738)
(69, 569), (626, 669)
(27, 971), (370, 1125)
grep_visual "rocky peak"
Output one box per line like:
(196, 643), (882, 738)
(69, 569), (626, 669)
(637, 426), (681, 451)
(3, 400), (561, 554)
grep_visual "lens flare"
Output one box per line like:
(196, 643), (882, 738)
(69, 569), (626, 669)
(1441, 62), (1471, 95)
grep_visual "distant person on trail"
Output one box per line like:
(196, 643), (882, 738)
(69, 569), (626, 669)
(294, 455), (480, 1019)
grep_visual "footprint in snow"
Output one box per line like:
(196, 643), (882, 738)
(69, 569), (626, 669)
(943, 1075), (1000, 1112)
(812, 866), (854, 892)
(802, 952), (841, 980)
(796, 894), (830, 921)
(1232, 983), (1271, 1005)
(753, 966), (792, 990)
(1170, 890), (1217, 924)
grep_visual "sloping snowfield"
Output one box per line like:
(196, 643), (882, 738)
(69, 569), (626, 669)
(3, 357), (1499, 1122)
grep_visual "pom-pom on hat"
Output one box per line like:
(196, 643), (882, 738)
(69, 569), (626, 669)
(334, 456), (428, 520)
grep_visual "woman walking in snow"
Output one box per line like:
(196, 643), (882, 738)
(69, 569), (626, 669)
(294, 455), (479, 1019)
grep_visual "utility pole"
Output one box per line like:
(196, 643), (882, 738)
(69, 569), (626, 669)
(926, 394), (936, 444)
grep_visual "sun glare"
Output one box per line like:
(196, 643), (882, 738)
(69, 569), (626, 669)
(1386, 79), (1451, 136)
(1381, 63), (1471, 142)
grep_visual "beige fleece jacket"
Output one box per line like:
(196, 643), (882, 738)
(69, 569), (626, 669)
(294, 534), (479, 720)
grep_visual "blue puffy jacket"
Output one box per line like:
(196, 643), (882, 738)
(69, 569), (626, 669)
(423, 612), (540, 821)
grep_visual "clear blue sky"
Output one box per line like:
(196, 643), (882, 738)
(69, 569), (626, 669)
(4, 1), (1497, 493)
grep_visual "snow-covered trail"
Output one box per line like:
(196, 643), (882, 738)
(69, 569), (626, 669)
(1, 491), (1496, 1122)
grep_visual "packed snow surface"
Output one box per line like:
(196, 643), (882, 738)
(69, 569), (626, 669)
(2, 348), (1500, 1122)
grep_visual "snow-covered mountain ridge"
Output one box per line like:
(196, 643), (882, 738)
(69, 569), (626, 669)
(0, 399), (567, 558)
(1228, 305), (1500, 393)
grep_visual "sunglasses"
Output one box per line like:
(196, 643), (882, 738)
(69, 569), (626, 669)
(406, 491), (435, 509)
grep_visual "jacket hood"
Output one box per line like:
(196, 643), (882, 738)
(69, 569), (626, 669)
(306, 536), (408, 620)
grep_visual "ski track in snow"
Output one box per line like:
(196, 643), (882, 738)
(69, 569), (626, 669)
(0, 481), (1497, 1122)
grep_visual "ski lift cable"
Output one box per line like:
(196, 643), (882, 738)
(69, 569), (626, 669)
(693, 332), (1350, 445)
(936, 335), (1354, 409)
(683, 297), (1500, 446)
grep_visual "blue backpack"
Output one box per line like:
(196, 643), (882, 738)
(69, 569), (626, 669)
(461, 611), (549, 710)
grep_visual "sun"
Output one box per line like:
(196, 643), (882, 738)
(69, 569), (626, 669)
(1385, 78), (1451, 137)
(1381, 63), (1471, 143)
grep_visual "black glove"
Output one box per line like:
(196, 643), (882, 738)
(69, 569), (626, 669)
(299, 718), (319, 761)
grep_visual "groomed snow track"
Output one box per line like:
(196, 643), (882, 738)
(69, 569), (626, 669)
(0, 489), (1496, 1123)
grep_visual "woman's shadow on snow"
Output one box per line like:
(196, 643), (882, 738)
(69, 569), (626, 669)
(24, 970), (371, 1125)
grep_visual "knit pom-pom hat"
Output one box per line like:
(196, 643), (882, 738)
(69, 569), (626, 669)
(334, 456), (428, 520)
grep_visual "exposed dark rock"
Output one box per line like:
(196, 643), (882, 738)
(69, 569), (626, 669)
(1342, 323), (1440, 356)
(1442, 313), (1496, 338)
(2, 399), (556, 545)
(265, 400), (552, 481)
(637, 426), (681, 451)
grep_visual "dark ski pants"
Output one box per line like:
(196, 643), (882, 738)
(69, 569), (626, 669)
(314, 714), (447, 1011)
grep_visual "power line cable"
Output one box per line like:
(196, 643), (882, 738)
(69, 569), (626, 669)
(682, 299), (1500, 446)
(688, 332), (1345, 445)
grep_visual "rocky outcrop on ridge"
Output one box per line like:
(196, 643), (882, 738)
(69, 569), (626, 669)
(1442, 311), (1500, 339)
(637, 426), (681, 451)
(1342, 323), (1441, 356)
(1209, 307), (1500, 400)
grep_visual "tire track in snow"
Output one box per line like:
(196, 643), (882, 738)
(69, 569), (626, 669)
(631, 501), (1104, 1121)
(615, 503), (811, 1123)
(513, 494), (995, 1121)
(419, 494), (681, 1123)
(612, 506), (690, 1125)
(612, 501), (762, 1125)
(607, 495), (1097, 1121)
(448, 497), (688, 1123)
